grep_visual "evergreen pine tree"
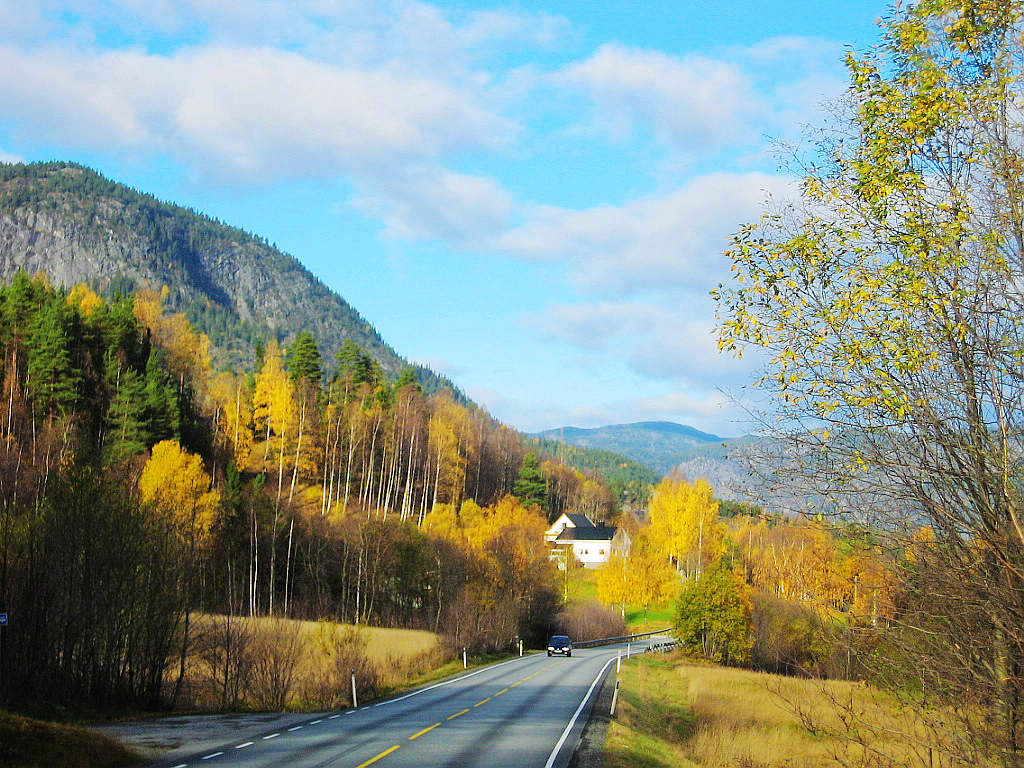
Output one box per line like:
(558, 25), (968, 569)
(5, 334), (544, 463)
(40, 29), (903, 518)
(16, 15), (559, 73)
(27, 298), (80, 415)
(102, 352), (149, 463)
(286, 331), (322, 387)
(395, 366), (421, 392)
(144, 350), (181, 442)
(513, 451), (547, 509)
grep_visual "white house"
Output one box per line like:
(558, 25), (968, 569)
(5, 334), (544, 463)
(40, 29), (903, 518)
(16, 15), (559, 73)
(546, 512), (630, 568)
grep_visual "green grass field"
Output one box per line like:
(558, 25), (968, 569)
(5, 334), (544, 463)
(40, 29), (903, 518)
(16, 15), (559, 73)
(565, 566), (675, 634)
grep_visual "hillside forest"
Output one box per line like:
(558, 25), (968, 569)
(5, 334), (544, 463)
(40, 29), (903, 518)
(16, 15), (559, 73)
(0, 271), (624, 711)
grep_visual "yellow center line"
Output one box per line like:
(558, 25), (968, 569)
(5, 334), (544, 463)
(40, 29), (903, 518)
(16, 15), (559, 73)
(494, 688), (509, 696)
(473, 697), (491, 707)
(409, 723), (441, 741)
(447, 708), (470, 720)
(353, 745), (400, 768)
(509, 681), (521, 687)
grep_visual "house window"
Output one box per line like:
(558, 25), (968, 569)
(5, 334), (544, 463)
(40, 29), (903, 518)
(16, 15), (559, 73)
(599, 549), (605, 555)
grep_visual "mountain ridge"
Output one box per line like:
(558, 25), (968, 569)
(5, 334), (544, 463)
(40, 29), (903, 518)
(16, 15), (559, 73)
(0, 160), (461, 396)
(534, 420), (730, 476)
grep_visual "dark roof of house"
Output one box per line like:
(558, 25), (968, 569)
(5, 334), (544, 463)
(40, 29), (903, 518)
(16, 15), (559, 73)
(556, 525), (617, 542)
(563, 513), (594, 528)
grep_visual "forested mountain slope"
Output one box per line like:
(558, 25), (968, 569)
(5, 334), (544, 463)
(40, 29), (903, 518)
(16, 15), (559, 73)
(0, 161), (456, 395)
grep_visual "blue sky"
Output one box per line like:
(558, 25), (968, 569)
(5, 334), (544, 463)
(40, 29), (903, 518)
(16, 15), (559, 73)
(0, 0), (889, 436)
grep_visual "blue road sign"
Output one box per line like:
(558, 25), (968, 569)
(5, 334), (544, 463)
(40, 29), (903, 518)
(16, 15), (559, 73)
(0, 613), (7, 626)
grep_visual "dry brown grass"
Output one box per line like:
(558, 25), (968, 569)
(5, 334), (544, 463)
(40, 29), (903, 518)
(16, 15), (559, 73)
(605, 652), (975, 768)
(0, 711), (140, 768)
(179, 614), (445, 710)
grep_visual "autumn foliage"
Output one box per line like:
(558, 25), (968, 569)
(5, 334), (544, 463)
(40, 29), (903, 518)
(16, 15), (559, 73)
(0, 272), (585, 711)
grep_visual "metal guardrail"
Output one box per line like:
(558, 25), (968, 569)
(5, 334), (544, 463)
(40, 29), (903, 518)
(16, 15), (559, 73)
(572, 628), (674, 649)
(646, 639), (677, 653)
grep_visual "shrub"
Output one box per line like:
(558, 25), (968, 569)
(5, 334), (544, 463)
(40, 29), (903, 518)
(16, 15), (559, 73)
(303, 625), (379, 708)
(554, 600), (626, 642)
(247, 619), (303, 710)
(674, 561), (753, 666)
(195, 614), (256, 709)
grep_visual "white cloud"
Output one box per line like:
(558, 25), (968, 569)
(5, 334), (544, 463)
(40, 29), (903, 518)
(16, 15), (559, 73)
(493, 171), (795, 295)
(530, 301), (760, 386)
(27, 1), (571, 73)
(556, 43), (759, 151)
(0, 44), (509, 181)
(742, 35), (841, 64)
(353, 167), (514, 244)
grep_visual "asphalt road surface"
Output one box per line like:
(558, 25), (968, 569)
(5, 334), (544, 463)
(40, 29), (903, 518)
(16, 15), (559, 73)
(146, 639), (658, 768)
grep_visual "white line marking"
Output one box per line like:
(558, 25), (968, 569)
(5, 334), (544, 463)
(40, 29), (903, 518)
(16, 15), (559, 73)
(235, 742), (253, 749)
(288, 725), (303, 731)
(373, 654), (533, 709)
(543, 656), (616, 768)
(312, 719), (323, 724)
(201, 752), (224, 760)
(345, 710), (357, 715)
(329, 714), (341, 719)
(263, 733), (280, 740)
(171, 764), (187, 768)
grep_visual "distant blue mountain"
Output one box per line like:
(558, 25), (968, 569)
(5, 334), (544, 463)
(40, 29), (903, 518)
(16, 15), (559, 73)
(533, 421), (732, 477)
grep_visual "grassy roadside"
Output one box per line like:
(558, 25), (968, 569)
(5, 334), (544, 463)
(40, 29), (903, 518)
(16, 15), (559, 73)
(603, 652), (929, 768)
(0, 711), (142, 768)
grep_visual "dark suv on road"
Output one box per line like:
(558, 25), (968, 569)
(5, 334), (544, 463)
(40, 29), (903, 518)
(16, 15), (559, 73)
(547, 635), (572, 657)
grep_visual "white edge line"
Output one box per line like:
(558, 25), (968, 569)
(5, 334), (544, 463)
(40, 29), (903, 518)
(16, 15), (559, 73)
(171, 764), (187, 768)
(329, 714), (341, 719)
(201, 752), (224, 760)
(543, 656), (616, 768)
(312, 719), (323, 724)
(288, 725), (303, 731)
(235, 742), (253, 749)
(263, 733), (280, 740)
(376, 653), (532, 709)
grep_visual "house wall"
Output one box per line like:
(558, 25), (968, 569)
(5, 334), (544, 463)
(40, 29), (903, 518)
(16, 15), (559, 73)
(570, 540), (612, 568)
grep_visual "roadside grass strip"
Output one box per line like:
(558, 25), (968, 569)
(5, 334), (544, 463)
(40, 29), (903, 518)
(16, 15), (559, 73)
(604, 653), (936, 768)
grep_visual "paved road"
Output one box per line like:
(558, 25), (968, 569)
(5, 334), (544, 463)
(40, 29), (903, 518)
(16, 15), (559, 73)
(146, 640), (657, 768)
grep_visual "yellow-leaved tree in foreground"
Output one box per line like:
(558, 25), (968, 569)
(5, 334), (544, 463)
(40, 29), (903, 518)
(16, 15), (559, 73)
(139, 439), (220, 705)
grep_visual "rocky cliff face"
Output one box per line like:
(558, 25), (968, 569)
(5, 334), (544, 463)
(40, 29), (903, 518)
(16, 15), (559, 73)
(0, 162), (446, 389)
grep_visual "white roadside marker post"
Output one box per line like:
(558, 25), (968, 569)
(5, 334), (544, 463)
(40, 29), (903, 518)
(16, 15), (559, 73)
(610, 680), (620, 716)
(616, 649), (621, 673)
(351, 669), (358, 709)
(463, 647), (468, 669)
